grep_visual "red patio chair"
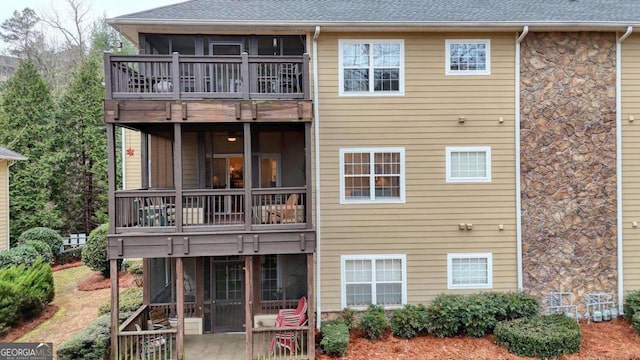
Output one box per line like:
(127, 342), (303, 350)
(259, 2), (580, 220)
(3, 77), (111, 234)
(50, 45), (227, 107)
(270, 311), (308, 355)
(277, 296), (307, 320)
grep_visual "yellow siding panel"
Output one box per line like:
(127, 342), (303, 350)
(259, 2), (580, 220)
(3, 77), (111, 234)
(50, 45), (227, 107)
(317, 32), (517, 311)
(123, 129), (142, 190)
(622, 34), (640, 292)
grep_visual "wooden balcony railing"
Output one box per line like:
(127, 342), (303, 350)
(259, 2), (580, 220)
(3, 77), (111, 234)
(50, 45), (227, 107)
(118, 305), (177, 360)
(104, 52), (310, 101)
(114, 188), (307, 231)
(252, 326), (311, 359)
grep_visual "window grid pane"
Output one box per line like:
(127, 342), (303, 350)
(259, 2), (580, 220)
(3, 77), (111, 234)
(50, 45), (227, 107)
(449, 42), (487, 72)
(343, 41), (401, 93)
(452, 257), (488, 285)
(345, 257), (404, 307)
(450, 151), (487, 178)
(373, 152), (401, 198)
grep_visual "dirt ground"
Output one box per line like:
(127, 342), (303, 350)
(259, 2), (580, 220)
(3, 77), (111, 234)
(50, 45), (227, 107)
(317, 320), (640, 360)
(1, 264), (137, 355)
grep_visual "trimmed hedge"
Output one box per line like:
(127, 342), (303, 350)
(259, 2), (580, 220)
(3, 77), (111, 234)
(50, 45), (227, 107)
(23, 240), (54, 264)
(56, 314), (111, 360)
(359, 304), (387, 340)
(339, 307), (358, 330)
(0, 243), (43, 269)
(18, 227), (64, 259)
(320, 320), (349, 357)
(494, 314), (581, 359)
(624, 290), (640, 322)
(82, 224), (121, 277)
(390, 304), (427, 339)
(0, 259), (54, 334)
(98, 287), (143, 315)
(424, 292), (540, 338)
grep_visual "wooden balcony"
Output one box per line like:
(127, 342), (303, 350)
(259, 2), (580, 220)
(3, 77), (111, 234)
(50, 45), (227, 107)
(104, 52), (309, 101)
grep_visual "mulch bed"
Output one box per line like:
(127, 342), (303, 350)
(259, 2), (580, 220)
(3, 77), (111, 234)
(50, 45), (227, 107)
(317, 320), (640, 360)
(0, 304), (59, 343)
(51, 260), (84, 272)
(78, 271), (139, 291)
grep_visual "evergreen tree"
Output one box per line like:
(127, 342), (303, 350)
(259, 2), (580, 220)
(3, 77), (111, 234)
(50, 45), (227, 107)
(0, 60), (62, 244)
(54, 57), (107, 234)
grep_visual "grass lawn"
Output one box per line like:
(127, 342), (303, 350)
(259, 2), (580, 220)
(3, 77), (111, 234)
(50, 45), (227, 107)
(17, 265), (111, 351)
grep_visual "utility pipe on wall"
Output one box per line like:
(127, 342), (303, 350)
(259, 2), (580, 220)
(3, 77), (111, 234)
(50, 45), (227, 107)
(515, 26), (528, 292)
(313, 25), (322, 329)
(617, 25), (633, 314)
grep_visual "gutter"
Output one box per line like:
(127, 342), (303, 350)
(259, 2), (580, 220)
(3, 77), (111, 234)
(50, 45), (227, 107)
(515, 26), (528, 292)
(617, 26), (633, 314)
(312, 25), (322, 329)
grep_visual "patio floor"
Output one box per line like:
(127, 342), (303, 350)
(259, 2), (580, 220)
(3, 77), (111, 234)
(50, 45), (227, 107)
(185, 333), (245, 360)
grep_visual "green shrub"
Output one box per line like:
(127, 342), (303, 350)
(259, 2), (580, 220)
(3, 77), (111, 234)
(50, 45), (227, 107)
(624, 290), (640, 322)
(320, 320), (349, 357)
(57, 314), (111, 360)
(23, 240), (54, 264)
(82, 224), (121, 277)
(390, 304), (427, 339)
(0, 244), (43, 269)
(494, 314), (581, 359)
(498, 292), (540, 320)
(339, 307), (357, 330)
(0, 279), (20, 334)
(18, 227), (64, 259)
(424, 294), (467, 337)
(98, 287), (143, 315)
(58, 247), (82, 264)
(632, 312), (640, 335)
(359, 304), (387, 340)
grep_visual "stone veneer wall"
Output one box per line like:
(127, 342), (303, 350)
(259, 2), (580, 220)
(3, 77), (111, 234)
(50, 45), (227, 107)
(520, 32), (617, 306)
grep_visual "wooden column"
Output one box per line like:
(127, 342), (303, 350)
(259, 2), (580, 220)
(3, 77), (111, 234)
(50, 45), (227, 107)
(174, 123), (183, 232)
(305, 122), (313, 229)
(307, 253), (316, 358)
(176, 257), (185, 360)
(106, 123), (116, 234)
(141, 132), (149, 189)
(243, 123), (253, 231)
(110, 259), (119, 360)
(245, 256), (254, 360)
(196, 257), (204, 317)
(142, 258), (150, 305)
(104, 52), (112, 99)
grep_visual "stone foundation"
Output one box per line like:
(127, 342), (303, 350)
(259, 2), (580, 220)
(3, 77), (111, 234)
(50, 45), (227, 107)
(520, 32), (617, 308)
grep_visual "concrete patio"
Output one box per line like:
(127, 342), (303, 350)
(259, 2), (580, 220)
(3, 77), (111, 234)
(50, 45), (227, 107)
(185, 333), (245, 360)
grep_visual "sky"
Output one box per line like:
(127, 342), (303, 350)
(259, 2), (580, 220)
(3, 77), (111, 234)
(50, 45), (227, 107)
(0, 0), (185, 48)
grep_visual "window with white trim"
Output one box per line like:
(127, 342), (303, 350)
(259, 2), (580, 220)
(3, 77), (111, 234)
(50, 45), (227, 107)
(340, 147), (405, 204)
(447, 253), (493, 289)
(339, 39), (404, 95)
(341, 254), (407, 308)
(445, 39), (491, 75)
(446, 146), (491, 183)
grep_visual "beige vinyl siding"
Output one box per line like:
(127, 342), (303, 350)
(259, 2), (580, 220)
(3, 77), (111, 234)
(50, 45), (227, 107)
(123, 129), (142, 190)
(317, 33), (517, 311)
(0, 161), (8, 251)
(622, 34), (640, 293)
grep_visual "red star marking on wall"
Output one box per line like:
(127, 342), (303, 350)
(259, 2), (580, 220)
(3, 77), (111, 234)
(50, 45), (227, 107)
(126, 148), (135, 157)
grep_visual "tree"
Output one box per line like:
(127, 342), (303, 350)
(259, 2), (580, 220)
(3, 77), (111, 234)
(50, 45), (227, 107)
(0, 60), (62, 244)
(54, 57), (107, 234)
(0, 8), (43, 61)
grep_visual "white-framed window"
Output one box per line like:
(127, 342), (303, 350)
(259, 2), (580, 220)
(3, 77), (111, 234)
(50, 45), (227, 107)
(341, 254), (407, 308)
(446, 146), (491, 183)
(340, 147), (405, 204)
(445, 39), (491, 75)
(447, 253), (493, 289)
(339, 39), (404, 96)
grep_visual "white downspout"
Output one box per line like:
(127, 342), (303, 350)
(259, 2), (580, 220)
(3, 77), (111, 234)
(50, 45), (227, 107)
(6, 160), (13, 250)
(617, 26), (633, 314)
(515, 26), (528, 292)
(313, 25), (322, 329)
(121, 127), (126, 190)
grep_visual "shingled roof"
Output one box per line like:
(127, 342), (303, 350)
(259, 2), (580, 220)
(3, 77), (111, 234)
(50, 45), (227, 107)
(0, 147), (26, 161)
(111, 0), (640, 25)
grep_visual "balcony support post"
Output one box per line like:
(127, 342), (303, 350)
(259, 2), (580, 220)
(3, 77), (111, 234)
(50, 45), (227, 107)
(110, 259), (119, 360)
(141, 132), (149, 189)
(176, 257), (185, 360)
(241, 52), (250, 99)
(244, 255), (254, 360)
(307, 252), (315, 358)
(107, 123), (116, 233)
(174, 123), (183, 232)
(305, 122), (313, 229)
(302, 53), (310, 100)
(243, 123), (253, 230)
(172, 52), (180, 100)
(104, 52), (112, 99)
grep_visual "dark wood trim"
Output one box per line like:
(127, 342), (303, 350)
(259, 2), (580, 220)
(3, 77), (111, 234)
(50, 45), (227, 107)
(104, 52), (112, 99)
(174, 123), (183, 232)
(176, 257), (184, 360)
(252, 256), (262, 315)
(307, 253), (316, 358)
(195, 257), (204, 317)
(302, 53), (310, 100)
(143, 258), (150, 304)
(104, 100), (313, 124)
(107, 124), (116, 235)
(141, 132), (149, 189)
(305, 122), (313, 230)
(243, 123), (252, 232)
(107, 230), (316, 259)
(244, 256), (253, 360)
(110, 259), (119, 360)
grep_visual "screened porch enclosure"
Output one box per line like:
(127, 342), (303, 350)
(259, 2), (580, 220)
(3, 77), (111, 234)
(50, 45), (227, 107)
(114, 123), (309, 231)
